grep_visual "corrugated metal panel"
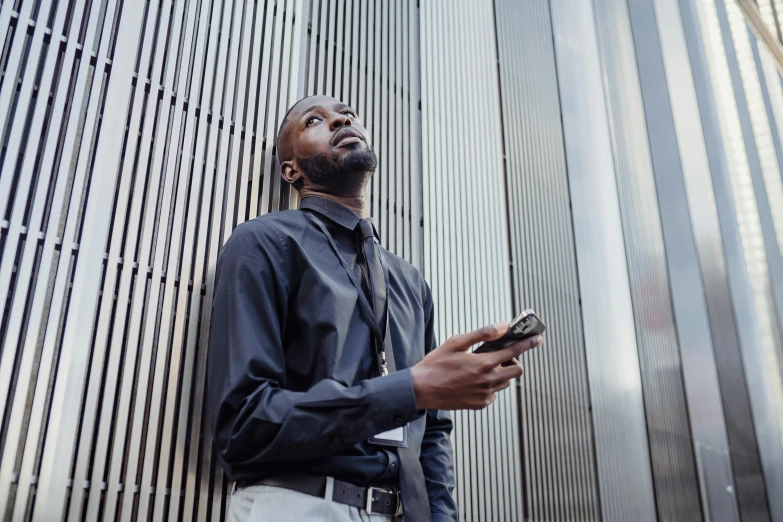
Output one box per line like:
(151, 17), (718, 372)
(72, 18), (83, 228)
(5, 0), (783, 520)
(755, 36), (783, 173)
(727, 4), (783, 297)
(691, 0), (783, 518)
(755, 0), (783, 41)
(548, 0), (658, 520)
(591, 1), (705, 520)
(420, 1), (520, 520)
(741, 19), (783, 522)
(679, 0), (783, 516)
(299, 0), (420, 265)
(492, 0), (600, 520)
(726, 6), (783, 372)
(0, 0), (419, 519)
(0, 0), (149, 519)
(756, 0), (780, 39)
(749, 0), (783, 46)
(623, 0), (746, 519)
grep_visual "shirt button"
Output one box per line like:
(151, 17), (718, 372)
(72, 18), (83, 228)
(394, 416), (405, 427)
(390, 462), (398, 474)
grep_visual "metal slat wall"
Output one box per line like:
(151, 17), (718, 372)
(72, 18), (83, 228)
(736, 2), (783, 416)
(7, 0), (783, 521)
(590, 1), (705, 520)
(750, 0), (783, 45)
(717, 0), (783, 438)
(301, 0), (421, 262)
(492, 0), (600, 520)
(689, 0), (783, 519)
(639, 0), (765, 519)
(679, 0), (783, 517)
(0, 0), (148, 519)
(300, 0), (421, 263)
(725, 2), (783, 344)
(0, 0), (419, 519)
(420, 1), (521, 520)
(622, 0), (761, 518)
(625, 0), (744, 519)
(548, 0), (658, 520)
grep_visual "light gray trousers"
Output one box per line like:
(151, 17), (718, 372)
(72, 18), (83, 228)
(227, 482), (403, 522)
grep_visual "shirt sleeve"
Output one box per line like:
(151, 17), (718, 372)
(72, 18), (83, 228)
(418, 279), (459, 522)
(207, 220), (419, 479)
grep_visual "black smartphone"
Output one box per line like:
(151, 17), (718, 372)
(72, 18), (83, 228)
(473, 309), (546, 354)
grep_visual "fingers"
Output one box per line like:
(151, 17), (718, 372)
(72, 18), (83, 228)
(446, 322), (508, 352)
(490, 380), (513, 394)
(483, 335), (543, 367)
(494, 362), (524, 383)
(480, 373), (518, 409)
(473, 364), (523, 410)
(501, 357), (524, 369)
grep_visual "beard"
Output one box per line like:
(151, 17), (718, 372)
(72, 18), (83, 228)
(297, 147), (378, 191)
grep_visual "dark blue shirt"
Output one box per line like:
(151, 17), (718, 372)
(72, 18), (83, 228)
(207, 196), (457, 521)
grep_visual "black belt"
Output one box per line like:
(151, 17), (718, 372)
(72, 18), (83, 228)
(236, 475), (403, 516)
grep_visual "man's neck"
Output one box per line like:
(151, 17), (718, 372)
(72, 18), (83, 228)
(298, 188), (369, 218)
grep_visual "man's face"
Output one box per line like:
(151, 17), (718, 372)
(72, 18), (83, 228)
(278, 96), (376, 192)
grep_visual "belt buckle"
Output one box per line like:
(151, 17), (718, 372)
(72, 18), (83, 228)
(365, 487), (402, 516)
(365, 486), (380, 514)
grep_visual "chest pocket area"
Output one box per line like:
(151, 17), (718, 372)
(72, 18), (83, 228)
(286, 262), (373, 381)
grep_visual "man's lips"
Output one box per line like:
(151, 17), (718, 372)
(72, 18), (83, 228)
(332, 128), (365, 146)
(335, 136), (363, 146)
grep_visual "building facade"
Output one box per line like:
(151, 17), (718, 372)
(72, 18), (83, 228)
(1, 0), (782, 520)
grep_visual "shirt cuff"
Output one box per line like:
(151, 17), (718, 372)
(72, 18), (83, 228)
(368, 368), (418, 428)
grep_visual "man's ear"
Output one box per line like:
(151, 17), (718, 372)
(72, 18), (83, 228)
(280, 159), (302, 186)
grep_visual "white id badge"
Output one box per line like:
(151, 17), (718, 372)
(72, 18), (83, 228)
(368, 424), (409, 448)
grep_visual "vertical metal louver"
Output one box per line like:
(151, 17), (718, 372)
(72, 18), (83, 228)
(420, 2), (522, 520)
(3, 0), (783, 520)
(0, 0), (419, 519)
(549, 0), (658, 519)
(492, 0), (601, 520)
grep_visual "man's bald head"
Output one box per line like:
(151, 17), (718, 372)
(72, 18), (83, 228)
(276, 95), (318, 162)
(277, 95), (376, 194)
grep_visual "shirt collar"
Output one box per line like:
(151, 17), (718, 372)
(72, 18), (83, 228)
(299, 196), (363, 231)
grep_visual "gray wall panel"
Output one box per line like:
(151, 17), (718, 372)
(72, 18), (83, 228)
(3, 1), (147, 518)
(421, 2), (520, 520)
(549, 0), (657, 520)
(624, 0), (746, 520)
(686, 0), (783, 518)
(591, 0), (704, 520)
(3, 0), (783, 520)
(682, 0), (783, 509)
(756, 0), (783, 43)
(493, 0), (601, 520)
(0, 1), (420, 519)
(723, 2), (783, 351)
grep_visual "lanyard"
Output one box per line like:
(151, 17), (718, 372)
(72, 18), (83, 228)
(303, 211), (397, 376)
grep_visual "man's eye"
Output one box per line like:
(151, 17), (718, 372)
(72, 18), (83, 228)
(306, 116), (321, 126)
(343, 112), (357, 119)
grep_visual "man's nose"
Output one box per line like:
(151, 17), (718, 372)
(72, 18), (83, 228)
(330, 113), (352, 130)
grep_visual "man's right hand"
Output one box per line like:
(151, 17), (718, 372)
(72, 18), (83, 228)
(411, 323), (543, 411)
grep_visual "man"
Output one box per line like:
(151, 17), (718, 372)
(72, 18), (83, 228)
(207, 95), (543, 522)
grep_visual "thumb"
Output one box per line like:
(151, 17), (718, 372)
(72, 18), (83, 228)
(445, 322), (508, 352)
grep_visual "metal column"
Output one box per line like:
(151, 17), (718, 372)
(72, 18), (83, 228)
(549, 0), (658, 519)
